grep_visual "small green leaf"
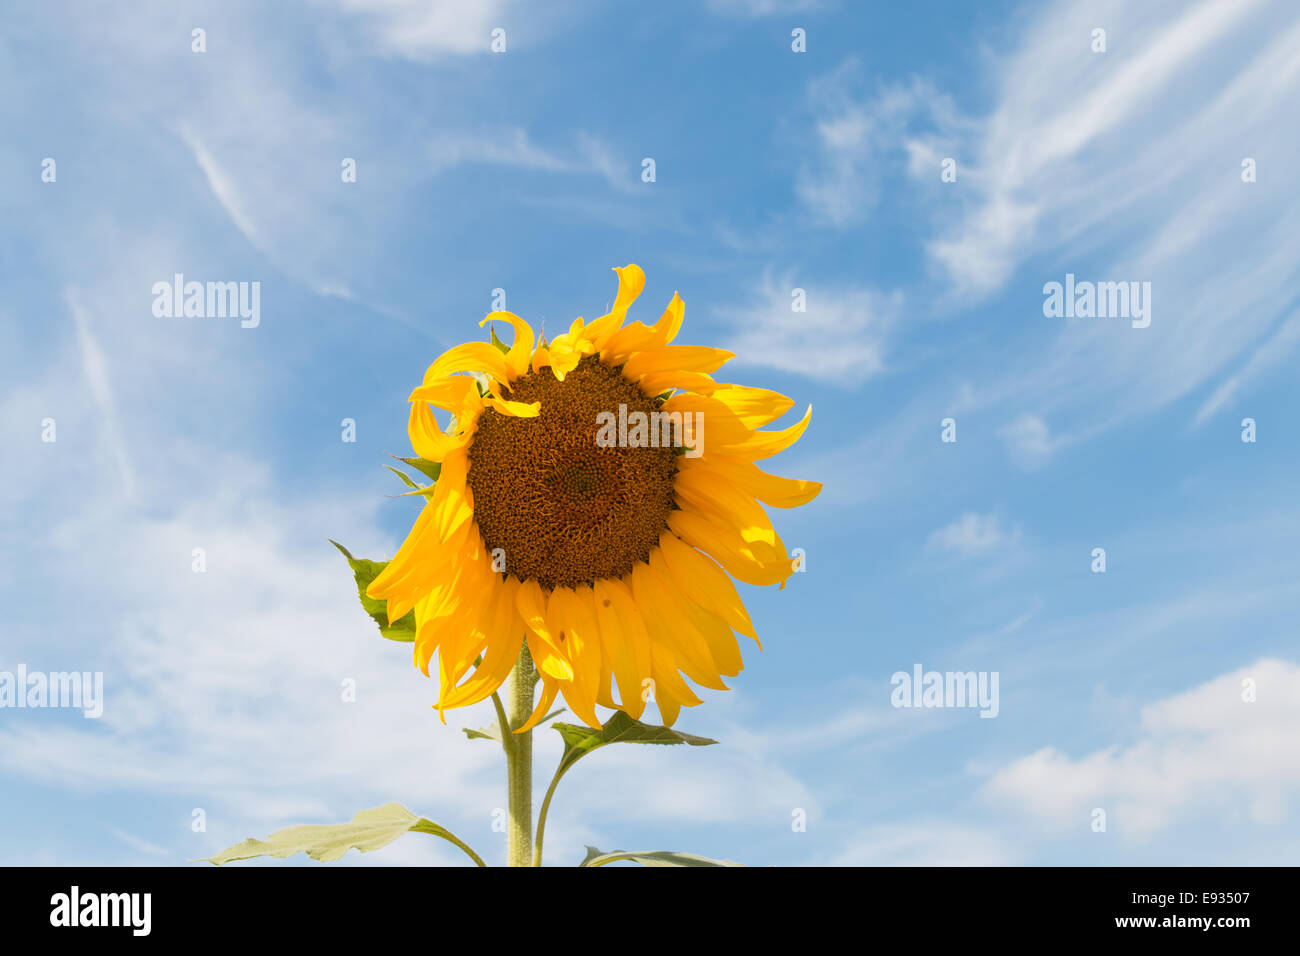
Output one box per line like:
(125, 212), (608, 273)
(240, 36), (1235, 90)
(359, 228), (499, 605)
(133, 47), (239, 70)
(552, 711), (717, 776)
(200, 803), (485, 866)
(579, 847), (742, 867)
(464, 707), (564, 743)
(488, 325), (510, 354)
(329, 540), (416, 641)
(385, 464), (420, 489)
(395, 456), (441, 482)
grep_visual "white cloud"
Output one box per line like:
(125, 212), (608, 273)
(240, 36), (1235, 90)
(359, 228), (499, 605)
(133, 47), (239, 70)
(796, 64), (952, 227)
(924, 0), (1300, 424)
(997, 413), (1055, 469)
(718, 270), (901, 384)
(707, 0), (819, 17)
(320, 0), (525, 60)
(828, 822), (1018, 866)
(795, 0), (1300, 439)
(927, 512), (1020, 558)
(67, 291), (134, 500)
(428, 128), (633, 190)
(982, 658), (1300, 839)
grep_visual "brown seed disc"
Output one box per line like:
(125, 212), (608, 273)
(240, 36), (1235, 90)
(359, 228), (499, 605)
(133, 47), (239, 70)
(466, 355), (678, 591)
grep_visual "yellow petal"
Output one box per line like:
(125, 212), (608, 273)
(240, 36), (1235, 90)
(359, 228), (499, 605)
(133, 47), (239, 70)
(675, 467), (781, 551)
(483, 396), (541, 417)
(422, 341), (513, 386)
(407, 374), (479, 411)
(515, 579), (574, 681)
(664, 393), (813, 460)
(547, 586), (603, 728)
(679, 455), (821, 509)
(409, 400), (473, 461)
(632, 562), (728, 691)
(667, 508), (793, 587)
(479, 312), (535, 379)
(436, 577), (523, 710)
(578, 264), (646, 349)
(593, 578), (649, 719)
(707, 384), (795, 428)
(602, 291), (684, 362)
(621, 345), (735, 383)
(657, 532), (759, 644)
(635, 370), (719, 398)
(515, 675), (561, 733)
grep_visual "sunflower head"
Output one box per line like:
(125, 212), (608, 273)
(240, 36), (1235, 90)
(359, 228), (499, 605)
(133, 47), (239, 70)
(368, 265), (821, 729)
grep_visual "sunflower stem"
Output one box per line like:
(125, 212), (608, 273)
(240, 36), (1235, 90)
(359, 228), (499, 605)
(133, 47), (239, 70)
(505, 644), (535, 867)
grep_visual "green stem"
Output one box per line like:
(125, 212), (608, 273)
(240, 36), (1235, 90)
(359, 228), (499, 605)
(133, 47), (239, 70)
(411, 820), (489, 868)
(504, 644), (535, 867)
(532, 761), (572, 867)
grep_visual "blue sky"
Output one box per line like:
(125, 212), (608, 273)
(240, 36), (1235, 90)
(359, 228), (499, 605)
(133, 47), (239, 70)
(2, 0), (1298, 867)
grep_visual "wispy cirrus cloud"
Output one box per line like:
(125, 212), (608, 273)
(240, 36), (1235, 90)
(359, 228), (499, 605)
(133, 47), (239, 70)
(717, 270), (901, 384)
(318, 0), (531, 59)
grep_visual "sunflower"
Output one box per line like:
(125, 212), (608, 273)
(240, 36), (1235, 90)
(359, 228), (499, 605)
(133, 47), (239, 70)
(368, 265), (820, 730)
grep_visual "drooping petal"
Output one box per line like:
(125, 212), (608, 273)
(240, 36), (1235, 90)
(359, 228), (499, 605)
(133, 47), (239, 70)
(546, 585), (603, 728)
(632, 562), (728, 691)
(593, 578), (649, 719)
(479, 312), (535, 379)
(436, 576), (523, 710)
(409, 400), (473, 462)
(421, 341), (514, 386)
(657, 532), (759, 644)
(515, 674), (561, 733)
(515, 579), (574, 681)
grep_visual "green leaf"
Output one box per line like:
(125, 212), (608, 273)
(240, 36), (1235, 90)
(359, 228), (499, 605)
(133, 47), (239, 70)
(488, 324), (510, 354)
(579, 847), (742, 867)
(199, 803), (485, 866)
(552, 711), (717, 777)
(395, 456), (442, 482)
(384, 464), (420, 489)
(329, 540), (416, 641)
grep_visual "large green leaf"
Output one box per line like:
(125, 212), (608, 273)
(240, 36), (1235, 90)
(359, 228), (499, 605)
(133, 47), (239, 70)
(200, 803), (485, 866)
(552, 711), (717, 777)
(579, 847), (742, 867)
(330, 540), (416, 641)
